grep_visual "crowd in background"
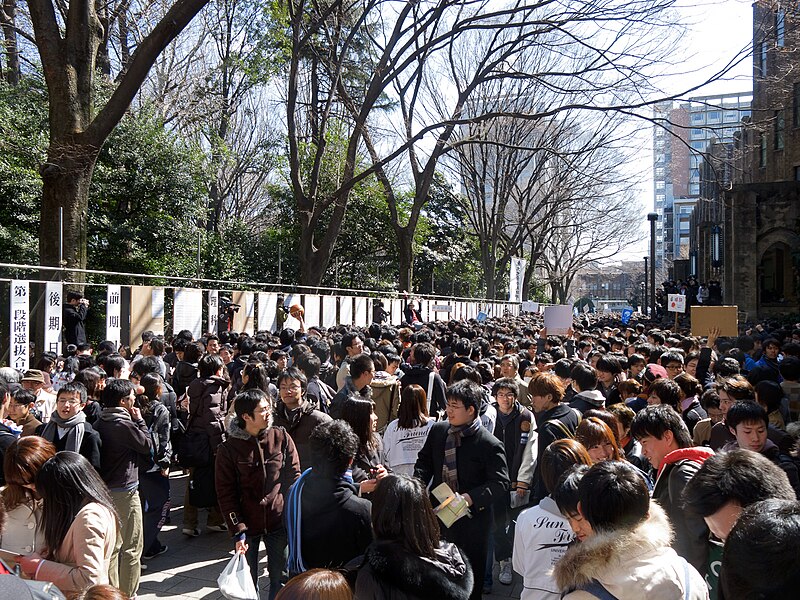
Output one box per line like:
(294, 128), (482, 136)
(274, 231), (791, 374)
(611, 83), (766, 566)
(1, 304), (800, 599)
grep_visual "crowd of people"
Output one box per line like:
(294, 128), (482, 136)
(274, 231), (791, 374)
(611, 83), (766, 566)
(1, 307), (800, 600)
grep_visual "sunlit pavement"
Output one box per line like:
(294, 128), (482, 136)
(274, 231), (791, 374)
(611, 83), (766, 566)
(137, 472), (522, 599)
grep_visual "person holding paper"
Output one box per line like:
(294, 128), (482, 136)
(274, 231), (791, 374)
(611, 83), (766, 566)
(414, 380), (509, 600)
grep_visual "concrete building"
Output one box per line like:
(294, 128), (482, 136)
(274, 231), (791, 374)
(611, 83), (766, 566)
(653, 94), (751, 277)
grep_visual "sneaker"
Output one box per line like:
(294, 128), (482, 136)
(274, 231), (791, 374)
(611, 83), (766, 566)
(206, 524), (228, 533)
(498, 560), (513, 585)
(182, 527), (200, 537)
(143, 545), (168, 560)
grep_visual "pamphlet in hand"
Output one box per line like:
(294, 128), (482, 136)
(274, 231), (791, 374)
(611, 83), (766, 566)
(432, 483), (471, 528)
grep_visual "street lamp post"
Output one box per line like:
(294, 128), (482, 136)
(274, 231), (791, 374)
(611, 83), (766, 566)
(648, 213), (659, 319)
(643, 256), (649, 316)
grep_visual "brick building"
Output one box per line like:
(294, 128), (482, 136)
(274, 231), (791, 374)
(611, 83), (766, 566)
(722, 2), (800, 317)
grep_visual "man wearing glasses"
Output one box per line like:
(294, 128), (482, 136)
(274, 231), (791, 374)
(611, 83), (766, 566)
(660, 352), (685, 380)
(36, 381), (102, 471)
(272, 367), (332, 470)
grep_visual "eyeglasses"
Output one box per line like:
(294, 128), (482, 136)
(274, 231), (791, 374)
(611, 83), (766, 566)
(279, 384), (302, 392)
(495, 392), (516, 399)
(56, 398), (81, 406)
(665, 364), (683, 371)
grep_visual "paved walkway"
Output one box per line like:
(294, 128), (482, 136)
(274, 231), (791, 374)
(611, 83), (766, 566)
(138, 472), (523, 600)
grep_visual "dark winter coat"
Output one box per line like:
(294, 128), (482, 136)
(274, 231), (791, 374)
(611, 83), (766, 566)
(272, 400), (332, 470)
(172, 361), (198, 397)
(35, 420), (102, 472)
(681, 398), (708, 435)
(186, 375), (229, 451)
(94, 407), (152, 491)
(216, 421), (301, 536)
(400, 365), (447, 416)
(491, 402), (533, 485)
(652, 447), (714, 575)
(355, 540), (473, 600)
(414, 421), (509, 512)
(530, 403), (580, 504)
(298, 472), (373, 569)
(63, 303), (88, 345)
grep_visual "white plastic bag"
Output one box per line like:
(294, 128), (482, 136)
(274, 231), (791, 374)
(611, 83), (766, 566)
(218, 552), (259, 600)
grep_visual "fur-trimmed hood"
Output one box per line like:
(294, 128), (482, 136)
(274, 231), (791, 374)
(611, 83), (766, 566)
(554, 502), (678, 594)
(360, 539), (473, 600)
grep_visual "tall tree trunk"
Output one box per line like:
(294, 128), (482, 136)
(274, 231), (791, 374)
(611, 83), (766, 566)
(39, 143), (99, 282)
(396, 227), (414, 293)
(1, 0), (19, 84)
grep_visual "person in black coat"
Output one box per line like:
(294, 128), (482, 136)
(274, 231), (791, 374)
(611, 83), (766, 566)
(36, 381), (102, 472)
(356, 475), (473, 600)
(286, 420), (373, 575)
(400, 342), (447, 416)
(527, 372), (580, 505)
(63, 291), (89, 346)
(414, 380), (509, 600)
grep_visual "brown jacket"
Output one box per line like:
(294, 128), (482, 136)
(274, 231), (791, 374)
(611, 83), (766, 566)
(18, 412), (42, 437)
(35, 502), (116, 599)
(370, 373), (401, 432)
(216, 421), (301, 536)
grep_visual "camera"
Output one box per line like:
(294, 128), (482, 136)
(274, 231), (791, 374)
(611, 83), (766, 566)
(219, 296), (241, 313)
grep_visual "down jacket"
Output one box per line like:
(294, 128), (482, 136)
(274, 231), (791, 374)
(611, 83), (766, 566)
(186, 376), (229, 451)
(553, 503), (709, 600)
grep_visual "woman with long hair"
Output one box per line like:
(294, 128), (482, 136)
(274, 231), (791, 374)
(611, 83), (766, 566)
(18, 452), (118, 597)
(0, 437), (56, 554)
(382, 384), (434, 476)
(355, 474), (473, 599)
(137, 373), (172, 560)
(340, 397), (387, 496)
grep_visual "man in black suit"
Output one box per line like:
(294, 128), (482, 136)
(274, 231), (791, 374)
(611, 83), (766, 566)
(415, 380), (509, 600)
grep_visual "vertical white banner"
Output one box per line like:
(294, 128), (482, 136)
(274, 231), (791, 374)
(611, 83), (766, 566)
(508, 257), (527, 303)
(10, 280), (29, 371)
(208, 290), (219, 335)
(44, 282), (63, 355)
(106, 285), (122, 348)
(174, 288), (203, 339)
(419, 299), (430, 322)
(283, 294), (302, 331)
(258, 292), (279, 333)
(304, 294), (321, 328)
(322, 296), (337, 329)
(354, 297), (369, 327)
(244, 292), (255, 334)
(390, 299), (403, 325)
(339, 296), (353, 326)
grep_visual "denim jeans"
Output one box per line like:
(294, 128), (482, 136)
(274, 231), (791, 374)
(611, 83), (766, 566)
(244, 528), (288, 600)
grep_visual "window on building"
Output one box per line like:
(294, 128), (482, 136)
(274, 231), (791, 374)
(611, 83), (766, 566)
(794, 82), (800, 127)
(775, 110), (785, 150)
(724, 111), (739, 122)
(689, 183), (700, 195)
(691, 141), (705, 151)
(690, 128), (704, 139)
(760, 133), (767, 167)
(691, 113), (705, 124)
(655, 167), (664, 177)
(707, 111), (722, 124)
(656, 181), (665, 190)
(680, 206), (694, 214)
(776, 9), (785, 47)
(760, 41), (768, 77)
